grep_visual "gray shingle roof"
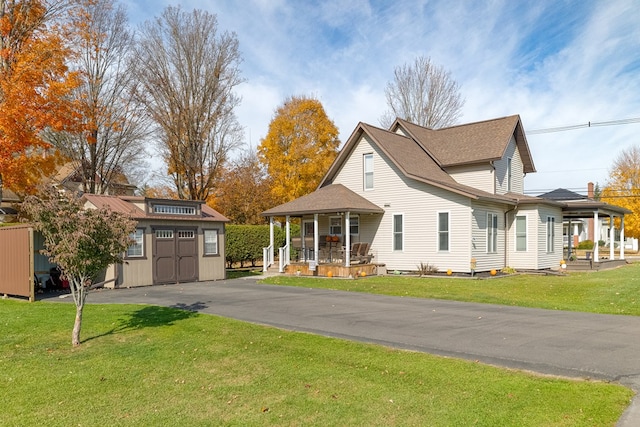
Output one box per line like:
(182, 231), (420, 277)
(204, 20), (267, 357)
(261, 184), (384, 217)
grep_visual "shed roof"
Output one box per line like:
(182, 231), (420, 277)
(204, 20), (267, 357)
(83, 194), (229, 222)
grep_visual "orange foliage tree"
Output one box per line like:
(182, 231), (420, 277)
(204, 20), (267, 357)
(209, 149), (275, 224)
(602, 145), (640, 238)
(0, 0), (80, 197)
(257, 95), (340, 205)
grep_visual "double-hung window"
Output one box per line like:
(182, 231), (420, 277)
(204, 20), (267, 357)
(204, 229), (219, 255)
(438, 212), (449, 251)
(515, 215), (527, 251)
(546, 216), (555, 253)
(349, 215), (359, 235)
(127, 228), (144, 258)
(393, 214), (403, 251)
(329, 216), (342, 236)
(363, 153), (374, 190)
(487, 213), (498, 253)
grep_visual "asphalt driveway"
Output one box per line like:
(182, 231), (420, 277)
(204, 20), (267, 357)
(45, 276), (640, 425)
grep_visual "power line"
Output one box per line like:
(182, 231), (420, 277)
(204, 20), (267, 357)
(528, 117), (640, 135)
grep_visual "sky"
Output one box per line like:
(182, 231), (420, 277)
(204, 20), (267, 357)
(123, 0), (640, 196)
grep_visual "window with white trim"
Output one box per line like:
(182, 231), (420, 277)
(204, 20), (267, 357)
(393, 214), (403, 251)
(329, 216), (342, 235)
(363, 153), (374, 190)
(438, 212), (449, 251)
(349, 215), (359, 235)
(155, 230), (174, 239)
(127, 228), (144, 257)
(153, 204), (196, 215)
(204, 229), (219, 255)
(178, 230), (195, 239)
(546, 216), (555, 253)
(487, 213), (498, 253)
(515, 215), (527, 251)
(507, 157), (512, 192)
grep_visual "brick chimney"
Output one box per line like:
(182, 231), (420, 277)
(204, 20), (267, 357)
(587, 182), (594, 199)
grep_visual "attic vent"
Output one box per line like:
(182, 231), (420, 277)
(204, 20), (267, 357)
(153, 204), (196, 215)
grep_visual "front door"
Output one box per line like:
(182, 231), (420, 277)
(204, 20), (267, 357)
(153, 228), (199, 284)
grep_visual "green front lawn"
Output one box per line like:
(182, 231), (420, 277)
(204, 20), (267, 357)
(262, 262), (640, 315)
(0, 300), (632, 426)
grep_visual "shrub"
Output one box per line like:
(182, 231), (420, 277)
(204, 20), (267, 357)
(417, 262), (438, 276)
(577, 240), (594, 250)
(225, 223), (300, 268)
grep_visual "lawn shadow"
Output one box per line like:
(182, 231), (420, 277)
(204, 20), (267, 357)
(84, 302), (208, 343)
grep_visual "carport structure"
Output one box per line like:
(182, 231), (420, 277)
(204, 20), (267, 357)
(562, 198), (631, 262)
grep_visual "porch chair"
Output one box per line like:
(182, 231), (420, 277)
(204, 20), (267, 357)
(348, 242), (362, 263)
(357, 242), (373, 263)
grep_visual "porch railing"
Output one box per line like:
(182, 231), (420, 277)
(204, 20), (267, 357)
(263, 244), (274, 272)
(278, 242), (290, 273)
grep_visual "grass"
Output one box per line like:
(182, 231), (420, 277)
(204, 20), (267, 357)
(262, 262), (640, 315)
(1, 300), (632, 426)
(226, 268), (263, 280)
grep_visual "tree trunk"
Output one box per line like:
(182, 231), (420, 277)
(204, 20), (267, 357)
(72, 303), (83, 347)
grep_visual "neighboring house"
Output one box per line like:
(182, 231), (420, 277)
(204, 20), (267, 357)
(262, 115), (628, 275)
(52, 161), (137, 196)
(83, 194), (229, 287)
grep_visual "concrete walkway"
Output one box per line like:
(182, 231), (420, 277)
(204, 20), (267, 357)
(45, 276), (640, 425)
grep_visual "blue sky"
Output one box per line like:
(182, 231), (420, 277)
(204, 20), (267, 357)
(124, 0), (640, 195)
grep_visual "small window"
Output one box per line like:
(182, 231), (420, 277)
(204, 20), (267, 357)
(153, 204), (196, 215)
(127, 228), (144, 257)
(393, 214), (403, 251)
(204, 229), (218, 255)
(438, 212), (449, 251)
(363, 153), (374, 190)
(546, 216), (555, 253)
(487, 213), (498, 253)
(515, 215), (527, 251)
(329, 216), (342, 235)
(349, 215), (359, 235)
(178, 230), (195, 239)
(507, 157), (512, 192)
(156, 230), (174, 239)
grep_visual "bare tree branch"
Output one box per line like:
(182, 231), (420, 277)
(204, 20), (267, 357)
(380, 56), (464, 129)
(132, 6), (245, 201)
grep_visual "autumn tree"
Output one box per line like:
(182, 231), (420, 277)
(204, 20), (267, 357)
(210, 149), (274, 224)
(44, 0), (148, 194)
(258, 95), (340, 205)
(602, 145), (640, 238)
(0, 0), (80, 199)
(132, 6), (244, 201)
(22, 186), (136, 346)
(380, 56), (464, 129)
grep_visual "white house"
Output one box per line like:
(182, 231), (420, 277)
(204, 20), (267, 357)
(262, 115), (628, 275)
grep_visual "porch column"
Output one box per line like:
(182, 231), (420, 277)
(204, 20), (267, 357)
(313, 213), (319, 262)
(345, 212), (351, 267)
(286, 215), (291, 265)
(567, 219), (572, 260)
(609, 215), (615, 260)
(620, 216), (625, 260)
(593, 211), (599, 262)
(269, 217), (275, 262)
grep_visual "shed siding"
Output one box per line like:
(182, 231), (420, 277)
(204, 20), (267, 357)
(332, 134), (474, 272)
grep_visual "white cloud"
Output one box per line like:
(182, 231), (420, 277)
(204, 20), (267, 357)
(126, 0), (640, 194)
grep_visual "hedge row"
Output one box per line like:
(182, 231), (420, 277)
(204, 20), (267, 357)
(225, 224), (300, 268)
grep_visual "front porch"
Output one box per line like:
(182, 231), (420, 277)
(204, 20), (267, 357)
(284, 262), (382, 277)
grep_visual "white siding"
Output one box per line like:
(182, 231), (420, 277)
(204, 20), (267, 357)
(447, 164), (495, 193)
(470, 201), (508, 271)
(332, 134), (473, 272)
(495, 136), (524, 195)
(506, 204), (563, 270)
